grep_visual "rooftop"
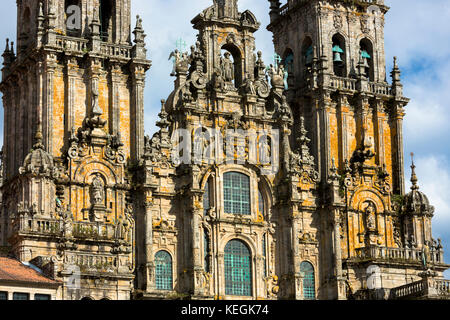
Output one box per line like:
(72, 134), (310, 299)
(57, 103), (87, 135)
(0, 257), (61, 286)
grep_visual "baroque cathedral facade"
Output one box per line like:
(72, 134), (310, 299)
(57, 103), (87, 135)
(0, 0), (448, 300)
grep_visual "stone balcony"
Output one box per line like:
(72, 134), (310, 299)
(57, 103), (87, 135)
(390, 276), (450, 300)
(353, 246), (445, 266)
(278, 0), (386, 17)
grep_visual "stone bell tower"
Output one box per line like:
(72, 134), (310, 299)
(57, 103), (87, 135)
(267, 0), (448, 299)
(0, 0), (150, 300)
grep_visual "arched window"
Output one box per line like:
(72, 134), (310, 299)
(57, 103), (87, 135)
(65, 0), (81, 37)
(300, 261), (316, 300)
(360, 38), (374, 81)
(204, 231), (211, 273)
(155, 251), (173, 291)
(224, 240), (252, 296)
(258, 189), (265, 217)
(100, 0), (114, 42)
(332, 34), (346, 77)
(301, 37), (313, 67)
(223, 172), (250, 215)
(203, 180), (210, 216)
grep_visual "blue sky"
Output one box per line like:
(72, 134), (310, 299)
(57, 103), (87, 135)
(0, 0), (449, 276)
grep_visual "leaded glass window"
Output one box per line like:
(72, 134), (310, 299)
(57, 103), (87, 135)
(224, 172), (250, 215)
(155, 251), (173, 291)
(300, 261), (316, 300)
(204, 231), (211, 273)
(258, 189), (265, 217)
(203, 181), (210, 216)
(224, 240), (252, 296)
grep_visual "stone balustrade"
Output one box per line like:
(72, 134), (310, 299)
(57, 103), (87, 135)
(55, 35), (89, 53)
(390, 278), (450, 300)
(355, 246), (445, 264)
(14, 215), (117, 242)
(54, 35), (132, 59)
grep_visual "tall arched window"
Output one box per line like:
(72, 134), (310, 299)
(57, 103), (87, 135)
(65, 0), (81, 37)
(100, 0), (114, 42)
(224, 172), (250, 215)
(224, 240), (252, 296)
(332, 34), (346, 77)
(360, 38), (374, 81)
(203, 180), (210, 216)
(258, 189), (265, 218)
(204, 231), (211, 273)
(301, 37), (313, 67)
(300, 261), (316, 300)
(155, 251), (173, 291)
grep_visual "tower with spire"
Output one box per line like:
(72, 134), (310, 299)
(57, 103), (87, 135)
(0, 0), (151, 300)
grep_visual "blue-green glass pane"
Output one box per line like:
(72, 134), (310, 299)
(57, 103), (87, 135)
(224, 172), (251, 215)
(155, 251), (173, 291)
(224, 240), (252, 296)
(300, 262), (315, 300)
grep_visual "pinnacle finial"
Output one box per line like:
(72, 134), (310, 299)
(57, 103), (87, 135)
(33, 123), (44, 150)
(410, 152), (419, 190)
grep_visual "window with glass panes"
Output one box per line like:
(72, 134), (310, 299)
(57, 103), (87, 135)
(0, 292), (7, 300)
(13, 293), (29, 300)
(224, 172), (250, 215)
(203, 181), (210, 216)
(155, 251), (173, 291)
(224, 240), (252, 296)
(300, 261), (316, 300)
(34, 294), (51, 300)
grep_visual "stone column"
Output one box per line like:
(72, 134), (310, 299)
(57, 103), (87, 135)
(66, 57), (78, 137)
(43, 53), (57, 155)
(131, 63), (146, 161)
(109, 63), (122, 135)
(391, 103), (406, 195)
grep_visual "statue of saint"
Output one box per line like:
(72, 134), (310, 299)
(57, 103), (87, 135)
(221, 52), (234, 82)
(365, 202), (377, 231)
(90, 174), (105, 206)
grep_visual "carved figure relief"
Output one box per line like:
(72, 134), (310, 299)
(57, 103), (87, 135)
(90, 174), (105, 207)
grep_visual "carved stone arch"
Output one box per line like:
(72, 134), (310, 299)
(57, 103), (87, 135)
(220, 42), (243, 87)
(73, 158), (119, 186)
(349, 188), (386, 214)
(220, 234), (257, 256)
(240, 10), (258, 26)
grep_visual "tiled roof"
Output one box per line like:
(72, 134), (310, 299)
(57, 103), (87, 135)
(0, 257), (61, 285)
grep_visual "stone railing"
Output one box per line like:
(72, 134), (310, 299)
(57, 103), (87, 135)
(14, 217), (63, 236)
(54, 35), (132, 59)
(72, 221), (116, 241)
(355, 246), (445, 265)
(55, 35), (89, 53)
(390, 278), (450, 300)
(278, 0), (384, 17)
(330, 76), (357, 91)
(14, 216), (117, 242)
(100, 42), (132, 59)
(329, 76), (393, 96)
(369, 82), (392, 95)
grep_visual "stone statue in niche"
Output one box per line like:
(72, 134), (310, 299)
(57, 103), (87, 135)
(90, 174), (105, 207)
(365, 202), (377, 231)
(259, 136), (271, 165)
(220, 52), (234, 82)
